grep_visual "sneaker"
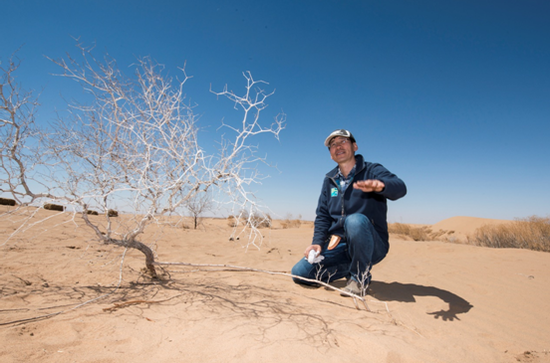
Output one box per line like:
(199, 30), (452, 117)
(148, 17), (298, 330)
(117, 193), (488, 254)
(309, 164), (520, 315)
(340, 278), (367, 297)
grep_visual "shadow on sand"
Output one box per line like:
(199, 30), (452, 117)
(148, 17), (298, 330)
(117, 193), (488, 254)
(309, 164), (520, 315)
(368, 281), (473, 321)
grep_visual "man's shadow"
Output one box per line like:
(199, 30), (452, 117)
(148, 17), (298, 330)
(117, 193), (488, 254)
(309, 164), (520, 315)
(368, 281), (473, 321)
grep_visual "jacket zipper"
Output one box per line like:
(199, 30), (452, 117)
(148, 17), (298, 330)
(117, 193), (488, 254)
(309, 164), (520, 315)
(330, 177), (346, 225)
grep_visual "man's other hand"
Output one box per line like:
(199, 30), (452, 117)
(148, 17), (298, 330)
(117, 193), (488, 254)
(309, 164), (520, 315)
(304, 244), (322, 258)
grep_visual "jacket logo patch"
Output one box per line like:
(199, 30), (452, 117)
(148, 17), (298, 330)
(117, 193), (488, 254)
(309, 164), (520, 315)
(331, 188), (338, 197)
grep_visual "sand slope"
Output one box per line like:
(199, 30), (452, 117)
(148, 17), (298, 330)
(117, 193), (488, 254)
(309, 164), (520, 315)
(1, 208), (549, 363)
(433, 215), (512, 235)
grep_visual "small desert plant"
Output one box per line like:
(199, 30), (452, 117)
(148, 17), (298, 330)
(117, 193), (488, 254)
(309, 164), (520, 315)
(107, 209), (119, 217)
(468, 216), (550, 252)
(43, 203), (64, 212)
(86, 210), (99, 215)
(0, 197), (17, 206)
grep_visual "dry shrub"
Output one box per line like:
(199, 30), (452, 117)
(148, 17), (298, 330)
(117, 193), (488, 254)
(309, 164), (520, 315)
(227, 213), (272, 228)
(301, 220), (314, 227)
(280, 214), (302, 229)
(227, 215), (238, 227)
(107, 209), (118, 217)
(249, 213), (272, 229)
(468, 216), (550, 252)
(280, 219), (302, 229)
(430, 229), (456, 241)
(388, 223), (432, 241)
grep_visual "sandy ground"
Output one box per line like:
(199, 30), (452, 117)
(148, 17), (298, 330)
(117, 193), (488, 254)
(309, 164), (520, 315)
(1, 206), (549, 363)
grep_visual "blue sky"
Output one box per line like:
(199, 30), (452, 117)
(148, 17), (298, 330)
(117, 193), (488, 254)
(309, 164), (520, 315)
(2, 0), (549, 224)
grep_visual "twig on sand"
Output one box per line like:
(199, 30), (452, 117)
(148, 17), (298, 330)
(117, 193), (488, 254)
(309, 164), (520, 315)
(102, 293), (185, 312)
(1, 255), (380, 327)
(154, 260), (372, 311)
(0, 248), (129, 326)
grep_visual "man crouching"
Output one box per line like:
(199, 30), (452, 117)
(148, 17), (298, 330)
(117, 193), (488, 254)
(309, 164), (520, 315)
(291, 129), (407, 296)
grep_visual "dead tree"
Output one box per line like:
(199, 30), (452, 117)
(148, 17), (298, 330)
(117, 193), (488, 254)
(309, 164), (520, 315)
(185, 191), (213, 229)
(1, 44), (285, 276)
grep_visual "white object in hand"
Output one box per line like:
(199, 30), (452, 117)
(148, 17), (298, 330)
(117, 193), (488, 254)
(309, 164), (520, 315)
(307, 249), (325, 264)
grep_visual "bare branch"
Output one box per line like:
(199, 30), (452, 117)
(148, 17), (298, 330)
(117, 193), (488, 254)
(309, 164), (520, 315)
(0, 51), (52, 204)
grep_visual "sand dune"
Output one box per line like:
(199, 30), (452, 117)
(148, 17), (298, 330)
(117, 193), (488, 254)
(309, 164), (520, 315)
(433, 215), (512, 235)
(1, 207), (549, 363)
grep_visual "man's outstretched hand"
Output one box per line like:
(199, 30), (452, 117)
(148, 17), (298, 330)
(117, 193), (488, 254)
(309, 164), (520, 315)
(353, 179), (385, 193)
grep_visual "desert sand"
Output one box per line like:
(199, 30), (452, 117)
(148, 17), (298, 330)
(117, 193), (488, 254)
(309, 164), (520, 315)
(1, 206), (549, 363)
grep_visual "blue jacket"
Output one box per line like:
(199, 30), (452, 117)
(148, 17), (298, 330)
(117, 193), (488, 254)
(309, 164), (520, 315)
(312, 154), (407, 248)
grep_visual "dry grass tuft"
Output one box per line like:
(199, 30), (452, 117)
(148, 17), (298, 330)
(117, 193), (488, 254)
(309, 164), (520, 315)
(388, 223), (457, 242)
(43, 203), (64, 211)
(388, 223), (432, 241)
(468, 216), (550, 252)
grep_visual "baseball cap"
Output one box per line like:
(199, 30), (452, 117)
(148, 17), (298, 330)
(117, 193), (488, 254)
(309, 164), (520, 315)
(324, 129), (356, 147)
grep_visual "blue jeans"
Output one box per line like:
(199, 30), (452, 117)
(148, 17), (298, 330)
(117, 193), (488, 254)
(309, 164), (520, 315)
(291, 213), (388, 285)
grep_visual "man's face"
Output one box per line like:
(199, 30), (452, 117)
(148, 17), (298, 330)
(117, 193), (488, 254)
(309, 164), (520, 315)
(329, 136), (358, 164)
